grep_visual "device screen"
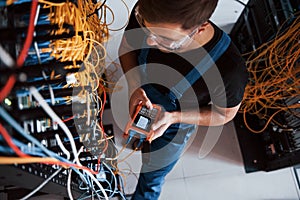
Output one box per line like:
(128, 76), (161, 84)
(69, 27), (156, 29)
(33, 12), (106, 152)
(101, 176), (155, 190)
(133, 113), (151, 132)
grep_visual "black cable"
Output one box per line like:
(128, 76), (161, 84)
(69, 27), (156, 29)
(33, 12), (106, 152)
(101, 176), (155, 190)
(87, 0), (107, 18)
(234, 0), (247, 7)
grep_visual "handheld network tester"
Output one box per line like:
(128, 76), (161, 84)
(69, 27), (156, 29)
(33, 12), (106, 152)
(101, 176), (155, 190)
(124, 103), (162, 142)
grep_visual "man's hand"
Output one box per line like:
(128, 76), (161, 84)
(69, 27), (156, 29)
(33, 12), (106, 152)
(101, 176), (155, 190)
(129, 87), (153, 117)
(151, 111), (180, 140)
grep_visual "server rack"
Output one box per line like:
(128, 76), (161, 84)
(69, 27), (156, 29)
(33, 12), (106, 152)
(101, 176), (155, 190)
(231, 0), (300, 173)
(0, 1), (123, 199)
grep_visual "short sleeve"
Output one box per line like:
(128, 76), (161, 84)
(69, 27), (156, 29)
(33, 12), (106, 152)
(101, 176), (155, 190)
(211, 44), (249, 108)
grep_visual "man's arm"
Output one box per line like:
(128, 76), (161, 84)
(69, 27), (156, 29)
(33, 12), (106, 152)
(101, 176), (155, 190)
(175, 103), (241, 126)
(118, 36), (153, 115)
(151, 103), (241, 140)
(118, 37), (140, 89)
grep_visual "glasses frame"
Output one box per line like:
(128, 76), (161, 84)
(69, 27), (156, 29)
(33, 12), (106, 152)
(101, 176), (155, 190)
(134, 7), (199, 51)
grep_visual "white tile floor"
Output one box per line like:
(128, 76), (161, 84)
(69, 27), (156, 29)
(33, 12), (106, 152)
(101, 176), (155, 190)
(115, 121), (300, 200)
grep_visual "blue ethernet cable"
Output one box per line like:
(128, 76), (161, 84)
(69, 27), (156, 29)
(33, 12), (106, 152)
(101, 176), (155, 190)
(0, 106), (89, 183)
(0, 145), (46, 157)
(135, 137), (145, 150)
(24, 52), (53, 66)
(125, 130), (136, 145)
(0, 135), (45, 156)
(0, 146), (16, 155)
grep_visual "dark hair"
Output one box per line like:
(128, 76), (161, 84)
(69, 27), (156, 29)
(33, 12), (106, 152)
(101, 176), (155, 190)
(137, 0), (218, 30)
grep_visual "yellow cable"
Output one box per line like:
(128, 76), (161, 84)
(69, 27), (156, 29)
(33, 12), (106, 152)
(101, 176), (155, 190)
(240, 13), (300, 133)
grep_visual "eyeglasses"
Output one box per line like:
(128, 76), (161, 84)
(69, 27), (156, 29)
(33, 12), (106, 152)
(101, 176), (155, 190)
(135, 7), (198, 51)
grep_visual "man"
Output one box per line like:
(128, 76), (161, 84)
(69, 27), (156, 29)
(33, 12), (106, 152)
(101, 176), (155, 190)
(118, 0), (248, 199)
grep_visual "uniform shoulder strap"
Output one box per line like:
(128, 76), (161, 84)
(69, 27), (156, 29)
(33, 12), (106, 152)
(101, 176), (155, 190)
(169, 31), (231, 100)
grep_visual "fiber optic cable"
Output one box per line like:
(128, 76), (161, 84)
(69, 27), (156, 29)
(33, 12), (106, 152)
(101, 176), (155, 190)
(240, 13), (300, 133)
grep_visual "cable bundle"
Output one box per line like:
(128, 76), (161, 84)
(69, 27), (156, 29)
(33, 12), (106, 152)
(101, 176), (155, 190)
(240, 13), (300, 133)
(0, 0), (114, 199)
(0, 0), (137, 199)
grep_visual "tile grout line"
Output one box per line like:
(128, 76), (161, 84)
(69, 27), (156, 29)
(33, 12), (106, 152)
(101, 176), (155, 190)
(290, 167), (300, 199)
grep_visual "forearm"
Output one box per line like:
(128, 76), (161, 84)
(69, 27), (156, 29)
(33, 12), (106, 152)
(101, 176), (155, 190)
(172, 104), (239, 126)
(151, 104), (238, 138)
(119, 37), (153, 112)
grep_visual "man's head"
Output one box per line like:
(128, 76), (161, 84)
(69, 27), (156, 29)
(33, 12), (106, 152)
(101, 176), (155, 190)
(137, 0), (218, 30)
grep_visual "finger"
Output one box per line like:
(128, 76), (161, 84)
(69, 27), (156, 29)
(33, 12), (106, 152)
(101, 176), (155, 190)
(144, 98), (153, 110)
(138, 90), (152, 109)
(131, 88), (152, 109)
(151, 113), (166, 130)
(151, 120), (162, 131)
(129, 100), (142, 118)
(129, 105), (135, 118)
(152, 124), (168, 140)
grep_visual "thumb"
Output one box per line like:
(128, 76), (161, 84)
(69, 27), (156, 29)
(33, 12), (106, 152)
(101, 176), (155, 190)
(143, 97), (153, 110)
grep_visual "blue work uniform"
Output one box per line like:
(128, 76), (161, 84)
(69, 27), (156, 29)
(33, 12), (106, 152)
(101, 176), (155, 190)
(132, 32), (231, 200)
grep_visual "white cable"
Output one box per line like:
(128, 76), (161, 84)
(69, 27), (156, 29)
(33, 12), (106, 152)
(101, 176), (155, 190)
(117, 191), (127, 200)
(67, 146), (107, 200)
(20, 168), (62, 200)
(78, 192), (99, 200)
(22, 133), (73, 200)
(103, 162), (118, 198)
(103, 179), (113, 192)
(78, 188), (118, 200)
(34, 42), (41, 64)
(84, 172), (92, 190)
(91, 175), (102, 200)
(0, 106), (91, 191)
(84, 170), (109, 200)
(87, 93), (91, 126)
(33, 5), (41, 64)
(41, 71), (55, 106)
(77, 162), (108, 200)
(49, 84), (55, 105)
(102, 139), (121, 161)
(29, 86), (79, 164)
(67, 169), (74, 200)
(55, 133), (73, 199)
(0, 44), (15, 67)
(33, 4), (40, 27)
(67, 146), (85, 200)
(28, 89), (107, 199)
(55, 134), (70, 159)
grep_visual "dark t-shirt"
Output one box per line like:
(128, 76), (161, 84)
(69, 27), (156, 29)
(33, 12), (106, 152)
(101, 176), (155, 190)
(123, 6), (249, 109)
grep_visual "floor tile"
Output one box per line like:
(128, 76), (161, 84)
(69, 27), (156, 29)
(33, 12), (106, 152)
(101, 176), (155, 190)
(181, 122), (244, 178)
(183, 167), (299, 200)
(160, 179), (189, 200)
(165, 158), (185, 180)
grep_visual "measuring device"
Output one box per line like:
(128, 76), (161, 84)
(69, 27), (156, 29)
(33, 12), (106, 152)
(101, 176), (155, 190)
(124, 103), (162, 142)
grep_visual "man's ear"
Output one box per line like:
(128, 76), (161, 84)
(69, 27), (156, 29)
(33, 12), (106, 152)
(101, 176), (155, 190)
(197, 22), (210, 33)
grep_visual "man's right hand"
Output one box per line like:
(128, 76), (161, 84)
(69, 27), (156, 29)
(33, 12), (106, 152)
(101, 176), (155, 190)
(129, 87), (153, 117)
